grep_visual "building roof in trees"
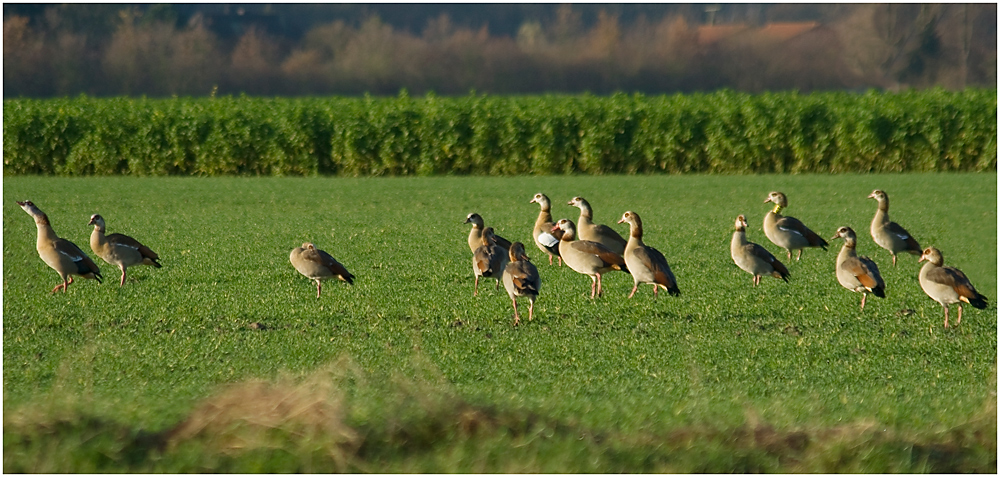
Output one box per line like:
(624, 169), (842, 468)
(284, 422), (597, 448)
(759, 21), (820, 41)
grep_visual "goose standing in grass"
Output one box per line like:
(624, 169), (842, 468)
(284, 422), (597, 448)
(617, 211), (679, 299)
(290, 242), (354, 298)
(471, 227), (508, 296)
(831, 226), (885, 310)
(502, 242), (540, 326)
(763, 191), (828, 260)
(731, 214), (789, 286)
(918, 247), (988, 328)
(464, 213), (511, 254)
(554, 218), (627, 298)
(567, 196), (627, 255)
(88, 214), (161, 287)
(868, 189), (921, 266)
(529, 193), (562, 266)
(17, 200), (102, 293)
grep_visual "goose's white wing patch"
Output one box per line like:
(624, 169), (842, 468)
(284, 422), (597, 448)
(58, 249), (85, 262)
(778, 226), (804, 237)
(538, 232), (559, 248)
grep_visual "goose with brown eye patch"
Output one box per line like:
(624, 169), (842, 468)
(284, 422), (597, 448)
(918, 246), (988, 328)
(529, 193), (562, 266)
(867, 189), (921, 266)
(554, 218), (627, 299)
(89, 213), (161, 287)
(763, 191), (828, 261)
(17, 200), (103, 293)
(730, 214), (789, 287)
(567, 196), (627, 255)
(464, 212), (511, 254)
(831, 226), (885, 310)
(617, 210), (679, 300)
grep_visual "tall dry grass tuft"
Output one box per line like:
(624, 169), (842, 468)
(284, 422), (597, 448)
(165, 360), (363, 472)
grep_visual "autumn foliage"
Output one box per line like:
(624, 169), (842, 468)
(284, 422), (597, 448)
(3, 4), (996, 97)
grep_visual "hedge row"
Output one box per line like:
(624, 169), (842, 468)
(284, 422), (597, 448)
(3, 89), (996, 176)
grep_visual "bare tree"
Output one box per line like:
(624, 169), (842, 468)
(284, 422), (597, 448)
(229, 26), (282, 94)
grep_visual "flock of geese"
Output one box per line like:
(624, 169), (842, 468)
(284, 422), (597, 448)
(16, 189), (989, 329)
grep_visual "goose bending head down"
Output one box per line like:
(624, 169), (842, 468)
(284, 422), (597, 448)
(290, 242), (354, 298)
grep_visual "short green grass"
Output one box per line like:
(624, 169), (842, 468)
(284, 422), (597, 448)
(3, 174), (996, 472)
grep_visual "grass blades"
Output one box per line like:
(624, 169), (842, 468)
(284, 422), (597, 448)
(3, 173), (996, 471)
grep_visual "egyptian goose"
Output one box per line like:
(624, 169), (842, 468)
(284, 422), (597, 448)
(529, 193), (563, 266)
(918, 247), (988, 328)
(464, 213), (511, 253)
(868, 189), (921, 266)
(554, 218), (627, 298)
(617, 211), (680, 299)
(831, 226), (885, 310)
(17, 200), (102, 292)
(730, 214), (789, 286)
(567, 196), (627, 255)
(88, 214), (161, 286)
(763, 191), (828, 260)
(471, 227), (509, 296)
(502, 242), (541, 326)
(289, 242), (354, 298)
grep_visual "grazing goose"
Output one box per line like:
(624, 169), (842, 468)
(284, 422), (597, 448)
(567, 196), (627, 255)
(88, 214), (161, 286)
(471, 227), (508, 296)
(918, 247), (988, 328)
(289, 242), (354, 298)
(831, 226), (885, 310)
(502, 242), (541, 325)
(17, 200), (102, 292)
(731, 214), (789, 286)
(464, 213), (511, 253)
(868, 189), (921, 266)
(763, 191), (828, 260)
(529, 193), (562, 266)
(554, 218), (627, 298)
(617, 211), (680, 299)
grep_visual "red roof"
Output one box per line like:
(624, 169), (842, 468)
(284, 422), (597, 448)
(759, 22), (820, 41)
(696, 24), (749, 45)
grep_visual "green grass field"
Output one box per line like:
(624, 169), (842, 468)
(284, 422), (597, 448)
(3, 174), (996, 472)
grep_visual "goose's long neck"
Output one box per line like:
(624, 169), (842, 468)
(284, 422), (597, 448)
(731, 228), (747, 252)
(918, 260), (937, 281)
(837, 239), (857, 262)
(90, 224), (108, 250)
(33, 216), (58, 246)
(627, 220), (644, 249)
(536, 206), (553, 228)
(560, 226), (576, 242)
(877, 196), (889, 213)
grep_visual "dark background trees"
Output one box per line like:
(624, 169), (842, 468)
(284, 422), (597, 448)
(3, 3), (996, 97)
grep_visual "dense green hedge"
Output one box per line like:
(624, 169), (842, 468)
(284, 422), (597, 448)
(3, 89), (996, 176)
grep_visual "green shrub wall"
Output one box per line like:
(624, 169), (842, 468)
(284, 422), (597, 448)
(3, 89), (996, 176)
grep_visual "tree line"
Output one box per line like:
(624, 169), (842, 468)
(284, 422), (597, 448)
(3, 4), (996, 97)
